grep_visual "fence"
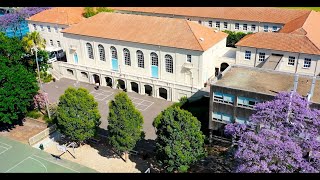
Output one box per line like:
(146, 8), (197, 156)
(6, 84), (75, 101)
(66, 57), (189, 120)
(28, 124), (57, 146)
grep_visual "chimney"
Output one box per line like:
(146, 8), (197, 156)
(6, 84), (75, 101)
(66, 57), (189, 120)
(293, 73), (299, 92)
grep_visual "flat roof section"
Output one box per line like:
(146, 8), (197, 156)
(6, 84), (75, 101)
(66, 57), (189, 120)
(214, 66), (320, 103)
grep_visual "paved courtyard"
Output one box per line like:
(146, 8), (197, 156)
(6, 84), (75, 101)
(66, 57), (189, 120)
(42, 78), (173, 140)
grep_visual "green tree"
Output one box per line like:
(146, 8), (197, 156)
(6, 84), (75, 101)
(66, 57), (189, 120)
(0, 32), (25, 66)
(21, 31), (46, 53)
(107, 92), (144, 161)
(83, 7), (97, 18)
(56, 87), (101, 144)
(153, 107), (206, 173)
(223, 30), (251, 47)
(83, 7), (114, 18)
(0, 61), (39, 124)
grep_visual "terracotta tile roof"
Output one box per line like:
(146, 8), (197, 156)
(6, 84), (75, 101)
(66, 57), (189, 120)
(62, 13), (228, 51)
(27, 7), (85, 25)
(238, 11), (320, 55)
(236, 32), (320, 55)
(112, 7), (311, 24)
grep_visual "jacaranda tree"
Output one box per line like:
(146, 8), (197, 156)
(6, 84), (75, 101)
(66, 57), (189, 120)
(225, 92), (320, 173)
(56, 87), (101, 144)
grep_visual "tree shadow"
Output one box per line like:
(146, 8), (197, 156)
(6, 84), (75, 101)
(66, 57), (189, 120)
(0, 118), (25, 132)
(128, 138), (162, 173)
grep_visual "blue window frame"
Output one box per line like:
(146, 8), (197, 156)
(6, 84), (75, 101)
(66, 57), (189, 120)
(213, 92), (234, 104)
(237, 96), (259, 109)
(212, 112), (233, 123)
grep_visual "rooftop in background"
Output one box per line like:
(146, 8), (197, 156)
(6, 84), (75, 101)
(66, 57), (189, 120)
(237, 10), (320, 55)
(27, 7), (85, 26)
(235, 32), (320, 55)
(213, 66), (320, 104)
(62, 12), (228, 51)
(111, 7), (311, 24)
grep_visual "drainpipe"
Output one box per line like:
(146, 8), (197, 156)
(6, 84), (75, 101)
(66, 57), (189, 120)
(295, 53), (301, 74)
(314, 59), (318, 76)
(254, 48), (258, 67)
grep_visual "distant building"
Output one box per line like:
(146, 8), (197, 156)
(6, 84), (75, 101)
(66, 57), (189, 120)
(112, 7), (310, 33)
(208, 65), (320, 137)
(235, 11), (320, 77)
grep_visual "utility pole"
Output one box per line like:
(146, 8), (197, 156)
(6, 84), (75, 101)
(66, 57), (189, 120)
(34, 46), (51, 119)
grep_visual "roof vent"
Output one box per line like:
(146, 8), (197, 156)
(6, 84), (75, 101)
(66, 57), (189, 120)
(214, 30), (218, 33)
(199, 37), (204, 41)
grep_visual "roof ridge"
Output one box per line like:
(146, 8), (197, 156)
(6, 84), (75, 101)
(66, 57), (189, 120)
(185, 20), (204, 51)
(305, 35), (320, 52)
(300, 10), (313, 30)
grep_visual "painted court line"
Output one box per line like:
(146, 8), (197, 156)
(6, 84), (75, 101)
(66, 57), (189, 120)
(6, 156), (30, 173)
(0, 141), (13, 149)
(29, 157), (48, 172)
(32, 154), (80, 173)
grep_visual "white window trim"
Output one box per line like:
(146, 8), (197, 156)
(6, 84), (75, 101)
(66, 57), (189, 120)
(243, 24), (247, 31)
(224, 22), (228, 29)
(186, 55), (192, 63)
(235, 23), (240, 30)
(244, 51), (251, 60)
(258, 52), (265, 62)
(287, 56), (296, 66)
(303, 58), (312, 69)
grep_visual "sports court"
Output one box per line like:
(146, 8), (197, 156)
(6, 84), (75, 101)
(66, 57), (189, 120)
(0, 136), (96, 173)
(90, 89), (154, 111)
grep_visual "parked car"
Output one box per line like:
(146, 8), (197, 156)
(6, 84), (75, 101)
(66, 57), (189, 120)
(46, 47), (66, 63)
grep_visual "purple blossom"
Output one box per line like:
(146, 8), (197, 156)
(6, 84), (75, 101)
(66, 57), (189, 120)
(226, 92), (320, 173)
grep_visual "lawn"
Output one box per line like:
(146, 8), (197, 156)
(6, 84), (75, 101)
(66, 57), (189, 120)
(280, 7), (320, 11)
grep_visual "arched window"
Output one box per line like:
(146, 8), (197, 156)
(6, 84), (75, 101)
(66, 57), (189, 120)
(110, 46), (117, 59)
(98, 44), (105, 61)
(165, 54), (173, 73)
(137, 50), (144, 68)
(86, 43), (93, 59)
(151, 52), (158, 66)
(123, 48), (131, 66)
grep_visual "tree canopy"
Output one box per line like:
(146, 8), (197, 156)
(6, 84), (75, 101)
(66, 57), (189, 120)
(153, 106), (206, 172)
(225, 92), (320, 173)
(222, 30), (251, 48)
(56, 87), (101, 143)
(0, 61), (39, 124)
(83, 7), (114, 18)
(107, 92), (144, 156)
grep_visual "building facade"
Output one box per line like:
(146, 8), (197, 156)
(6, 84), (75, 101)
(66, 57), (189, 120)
(208, 65), (320, 137)
(52, 13), (227, 102)
(26, 7), (85, 52)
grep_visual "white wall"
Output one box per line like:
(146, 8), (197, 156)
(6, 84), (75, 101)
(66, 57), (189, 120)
(27, 21), (69, 50)
(115, 10), (283, 33)
(236, 46), (320, 76)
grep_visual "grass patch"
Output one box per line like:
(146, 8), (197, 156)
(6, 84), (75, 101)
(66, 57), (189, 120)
(26, 110), (42, 119)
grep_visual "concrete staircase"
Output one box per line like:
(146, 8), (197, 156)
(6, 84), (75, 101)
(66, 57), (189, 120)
(259, 55), (283, 70)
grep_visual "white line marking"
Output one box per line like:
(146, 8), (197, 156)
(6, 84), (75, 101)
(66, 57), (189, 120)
(6, 157), (30, 172)
(29, 157), (48, 172)
(0, 142), (12, 148)
(33, 155), (79, 173)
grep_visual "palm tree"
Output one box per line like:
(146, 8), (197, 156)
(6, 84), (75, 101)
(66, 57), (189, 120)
(22, 31), (46, 54)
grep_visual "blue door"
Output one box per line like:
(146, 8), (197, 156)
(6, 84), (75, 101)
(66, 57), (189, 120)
(151, 65), (158, 78)
(112, 58), (118, 71)
(74, 53), (78, 64)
